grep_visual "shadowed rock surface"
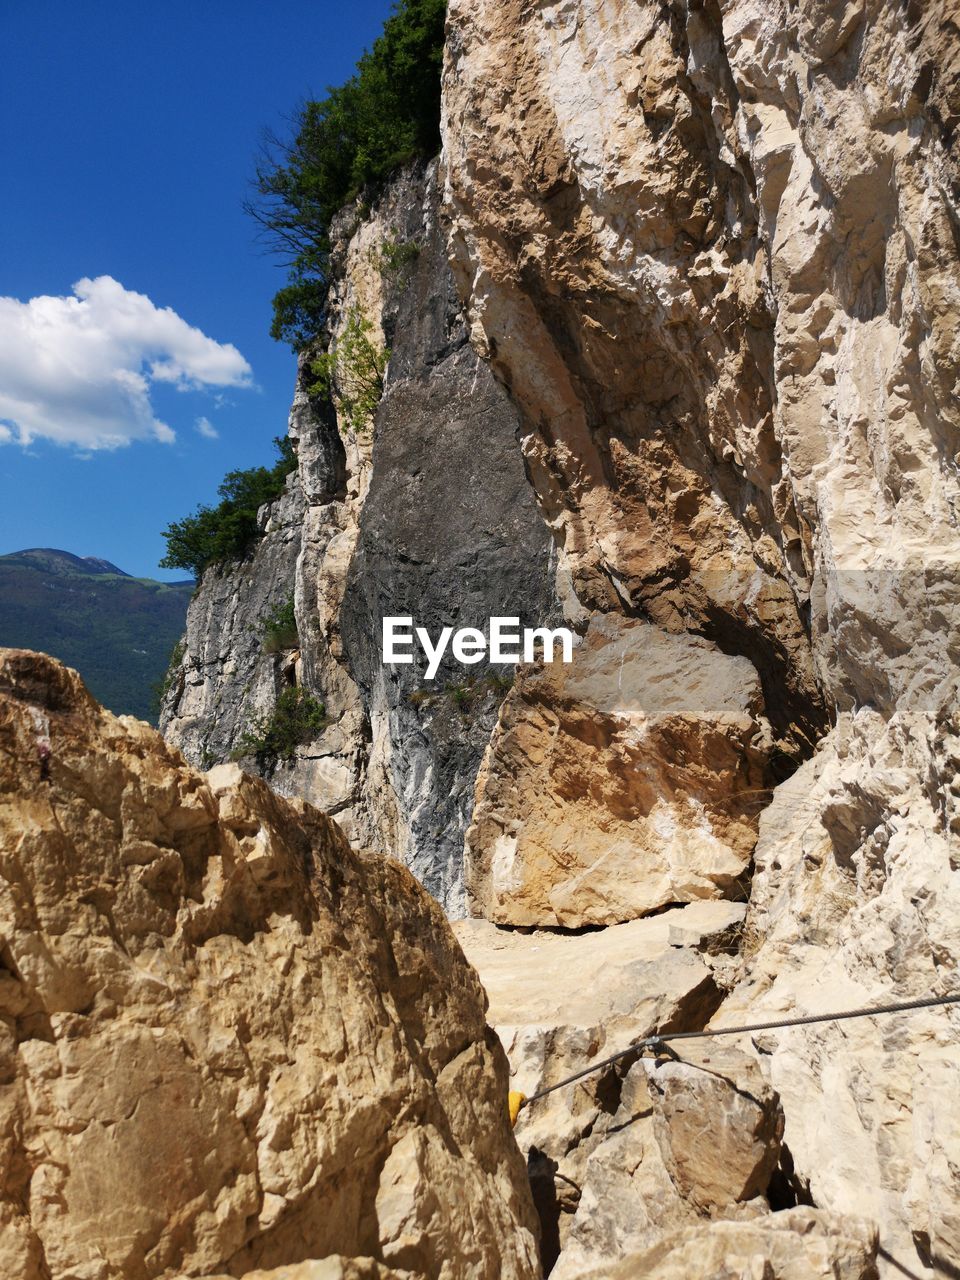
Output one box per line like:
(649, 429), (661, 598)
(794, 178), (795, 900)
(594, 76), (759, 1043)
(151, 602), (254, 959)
(338, 163), (559, 912)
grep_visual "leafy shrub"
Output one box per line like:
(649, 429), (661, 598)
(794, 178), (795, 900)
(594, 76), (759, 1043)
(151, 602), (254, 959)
(160, 438), (297, 579)
(484, 672), (515, 696)
(262, 596), (299, 653)
(249, 0), (446, 348)
(235, 686), (329, 769)
(373, 234), (421, 279)
(311, 308), (390, 436)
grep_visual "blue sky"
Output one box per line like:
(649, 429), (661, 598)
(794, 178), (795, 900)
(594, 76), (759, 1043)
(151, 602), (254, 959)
(0, 0), (393, 578)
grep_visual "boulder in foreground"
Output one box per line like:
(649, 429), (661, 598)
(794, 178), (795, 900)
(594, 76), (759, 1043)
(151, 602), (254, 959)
(0, 649), (539, 1280)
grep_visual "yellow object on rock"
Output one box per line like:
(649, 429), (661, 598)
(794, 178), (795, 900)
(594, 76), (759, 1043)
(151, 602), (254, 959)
(508, 1091), (527, 1127)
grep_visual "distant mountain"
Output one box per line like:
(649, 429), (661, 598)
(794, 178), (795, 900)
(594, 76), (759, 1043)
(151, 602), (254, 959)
(0, 549), (193, 722)
(2, 548), (134, 578)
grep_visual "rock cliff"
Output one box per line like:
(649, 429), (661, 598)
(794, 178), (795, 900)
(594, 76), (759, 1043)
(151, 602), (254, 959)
(442, 0), (960, 1275)
(155, 2), (960, 1276)
(161, 165), (557, 914)
(0, 648), (539, 1279)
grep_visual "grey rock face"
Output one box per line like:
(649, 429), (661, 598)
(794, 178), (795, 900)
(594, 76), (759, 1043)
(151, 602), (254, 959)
(162, 162), (557, 912)
(159, 478), (305, 771)
(339, 166), (558, 910)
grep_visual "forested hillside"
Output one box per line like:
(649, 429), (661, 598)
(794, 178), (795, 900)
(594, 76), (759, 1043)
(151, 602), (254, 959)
(0, 548), (192, 721)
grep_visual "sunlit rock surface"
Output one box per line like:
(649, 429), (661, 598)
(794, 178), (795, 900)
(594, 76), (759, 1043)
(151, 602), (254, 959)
(0, 649), (539, 1280)
(465, 616), (773, 925)
(443, 0), (960, 1274)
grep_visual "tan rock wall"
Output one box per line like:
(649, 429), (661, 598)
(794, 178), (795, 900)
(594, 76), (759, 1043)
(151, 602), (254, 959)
(443, 0), (960, 717)
(442, 0), (829, 753)
(456, 906), (879, 1279)
(600, 1208), (879, 1280)
(0, 650), (539, 1280)
(442, 0), (960, 1274)
(465, 616), (773, 925)
(717, 683), (960, 1273)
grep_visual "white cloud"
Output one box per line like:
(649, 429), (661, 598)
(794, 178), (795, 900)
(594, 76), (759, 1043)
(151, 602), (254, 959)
(0, 276), (253, 450)
(195, 415), (219, 439)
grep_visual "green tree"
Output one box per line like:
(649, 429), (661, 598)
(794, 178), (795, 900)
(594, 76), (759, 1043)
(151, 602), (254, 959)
(311, 308), (390, 436)
(160, 437), (297, 579)
(248, 0), (446, 348)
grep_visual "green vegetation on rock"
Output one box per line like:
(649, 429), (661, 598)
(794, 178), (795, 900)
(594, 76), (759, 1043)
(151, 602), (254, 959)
(310, 308), (390, 437)
(408, 671), (515, 714)
(150, 638), (186, 717)
(249, 0), (446, 348)
(160, 437), (296, 580)
(261, 596), (299, 654)
(373, 234), (421, 279)
(235, 686), (329, 769)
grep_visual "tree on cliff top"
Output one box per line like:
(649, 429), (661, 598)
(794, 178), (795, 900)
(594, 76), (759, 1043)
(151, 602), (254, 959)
(160, 437), (297, 579)
(249, 0), (446, 350)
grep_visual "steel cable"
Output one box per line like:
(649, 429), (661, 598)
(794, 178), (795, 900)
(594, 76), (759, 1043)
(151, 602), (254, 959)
(519, 991), (960, 1109)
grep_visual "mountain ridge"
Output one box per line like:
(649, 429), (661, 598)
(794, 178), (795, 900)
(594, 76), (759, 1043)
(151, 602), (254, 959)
(1, 547), (132, 577)
(0, 546), (192, 585)
(0, 548), (193, 720)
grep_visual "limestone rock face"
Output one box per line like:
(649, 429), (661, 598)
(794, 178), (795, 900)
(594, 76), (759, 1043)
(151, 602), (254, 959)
(442, 0), (829, 755)
(457, 903), (745, 1271)
(601, 1209), (879, 1280)
(157, 475), (307, 780)
(547, 1049), (785, 1280)
(153, 0), (960, 1273)
(443, 0), (960, 729)
(197, 1262), (407, 1280)
(455, 902), (739, 1103)
(717, 687), (960, 1274)
(465, 616), (773, 925)
(457, 906), (875, 1279)
(443, 1), (960, 1273)
(157, 353), (363, 836)
(162, 163), (557, 914)
(649, 1045), (784, 1214)
(337, 164), (559, 912)
(0, 649), (539, 1280)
